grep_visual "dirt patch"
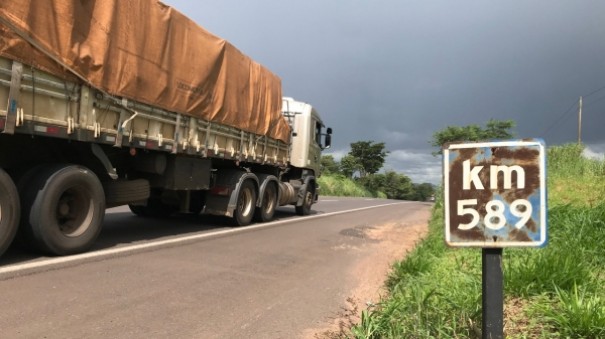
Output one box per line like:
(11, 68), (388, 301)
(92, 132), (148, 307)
(302, 208), (431, 338)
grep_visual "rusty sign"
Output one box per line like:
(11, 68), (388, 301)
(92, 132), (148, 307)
(443, 139), (547, 248)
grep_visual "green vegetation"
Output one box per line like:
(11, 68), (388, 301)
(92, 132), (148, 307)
(430, 119), (515, 155)
(348, 140), (389, 177)
(351, 143), (605, 338)
(318, 174), (376, 198)
(547, 143), (605, 207)
(318, 172), (429, 201)
(323, 140), (389, 179)
(320, 140), (435, 201)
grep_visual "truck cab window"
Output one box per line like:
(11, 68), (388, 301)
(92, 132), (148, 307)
(315, 121), (323, 146)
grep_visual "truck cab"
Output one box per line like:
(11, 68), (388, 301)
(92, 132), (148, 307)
(282, 97), (332, 177)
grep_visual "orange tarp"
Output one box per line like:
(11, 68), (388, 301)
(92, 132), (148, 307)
(0, 0), (290, 142)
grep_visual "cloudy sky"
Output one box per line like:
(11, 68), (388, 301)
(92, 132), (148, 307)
(163, 0), (605, 184)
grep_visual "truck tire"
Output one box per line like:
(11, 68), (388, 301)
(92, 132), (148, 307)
(295, 189), (313, 216)
(254, 182), (277, 222)
(233, 180), (256, 226)
(0, 169), (20, 257)
(19, 164), (105, 255)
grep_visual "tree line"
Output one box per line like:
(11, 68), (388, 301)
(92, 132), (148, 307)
(321, 119), (516, 201)
(320, 141), (435, 201)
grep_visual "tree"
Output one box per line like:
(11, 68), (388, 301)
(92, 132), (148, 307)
(320, 155), (340, 174)
(359, 173), (386, 195)
(348, 141), (388, 177)
(483, 119), (515, 139)
(409, 183), (435, 201)
(430, 119), (515, 155)
(339, 155), (361, 178)
(359, 171), (413, 200)
(382, 171), (413, 200)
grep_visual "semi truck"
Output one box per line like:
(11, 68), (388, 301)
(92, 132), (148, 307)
(0, 1), (332, 257)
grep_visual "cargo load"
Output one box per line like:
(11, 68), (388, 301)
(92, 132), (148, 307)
(0, 0), (290, 142)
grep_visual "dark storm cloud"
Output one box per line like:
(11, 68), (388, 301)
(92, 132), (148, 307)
(164, 0), (605, 183)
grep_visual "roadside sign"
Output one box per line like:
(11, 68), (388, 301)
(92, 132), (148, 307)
(443, 139), (547, 248)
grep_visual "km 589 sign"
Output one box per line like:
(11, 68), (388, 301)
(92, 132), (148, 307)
(443, 139), (547, 248)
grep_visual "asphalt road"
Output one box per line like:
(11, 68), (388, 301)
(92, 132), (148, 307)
(0, 197), (432, 338)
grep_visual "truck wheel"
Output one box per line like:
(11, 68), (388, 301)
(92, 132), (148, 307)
(295, 189), (313, 216)
(0, 169), (20, 257)
(233, 180), (256, 226)
(254, 183), (277, 222)
(19, 164), (105, 255)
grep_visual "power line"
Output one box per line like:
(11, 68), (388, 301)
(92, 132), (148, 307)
(542, 84), (605, 137)
(542, 99), (577, 137)
(583, 92), (605, 109)
(583, 84), (605, 98)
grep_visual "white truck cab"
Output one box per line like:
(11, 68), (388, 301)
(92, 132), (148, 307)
(282, 97), (332, 176)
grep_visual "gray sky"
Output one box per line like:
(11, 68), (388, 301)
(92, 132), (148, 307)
(162, 0), (605, 184)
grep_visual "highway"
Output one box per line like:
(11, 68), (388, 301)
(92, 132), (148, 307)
(0, 197), (432, 338)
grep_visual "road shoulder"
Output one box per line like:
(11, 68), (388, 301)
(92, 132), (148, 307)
(303, 206), (431, 338)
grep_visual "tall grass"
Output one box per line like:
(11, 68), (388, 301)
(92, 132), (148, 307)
(318, 174), (386, 198)
(548, 143), (605, 207)
(538, 284), (605, 338)
(351, 143), (605, 338)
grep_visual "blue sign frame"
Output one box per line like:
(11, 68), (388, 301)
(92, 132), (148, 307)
(443, 139), (547, 248)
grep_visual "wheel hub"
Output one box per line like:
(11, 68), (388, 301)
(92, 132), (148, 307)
(58, 201), (70, 217)
(55, 189), (92, 237)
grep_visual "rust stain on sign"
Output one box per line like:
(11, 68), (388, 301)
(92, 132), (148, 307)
(443, 139), (547, 248)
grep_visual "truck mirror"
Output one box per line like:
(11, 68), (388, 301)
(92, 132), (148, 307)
(327, 127), (332, 135)
(324, 134), (332, 149)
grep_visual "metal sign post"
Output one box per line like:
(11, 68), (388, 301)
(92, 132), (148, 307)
(443, 139), (547, 339)
(482, 248), (503, 338)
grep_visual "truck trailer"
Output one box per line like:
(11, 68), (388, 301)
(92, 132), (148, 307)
(0, 1), (332, 257)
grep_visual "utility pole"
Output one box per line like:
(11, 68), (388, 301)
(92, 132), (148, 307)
(578, 96), (582, 144)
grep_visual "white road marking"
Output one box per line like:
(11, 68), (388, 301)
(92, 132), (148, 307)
(0, 201), (411, 279)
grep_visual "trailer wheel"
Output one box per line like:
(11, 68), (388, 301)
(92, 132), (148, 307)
(19, 164), (105, 255)
(254, 183), (277, 222)
(0, 169), (20, 257)
(295, 189), (313, 216)
(233, 180), (256, 226)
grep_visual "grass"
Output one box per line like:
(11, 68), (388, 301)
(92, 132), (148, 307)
(547, 143), (605, 207)
(318, 174), (386, 198)
(350, 143), (605, 338)
(538, 284), (605, 338)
